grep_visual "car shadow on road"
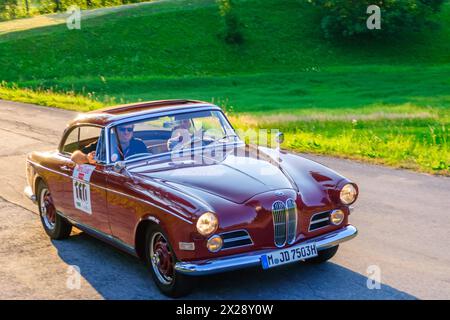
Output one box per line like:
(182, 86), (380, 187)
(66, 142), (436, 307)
(191, 264), (416, 300)
(53, 232), (417, 300)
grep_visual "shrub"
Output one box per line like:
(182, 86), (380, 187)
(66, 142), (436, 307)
(0, 0), (153, 20)
(217, 0), (244, 45)
(308, 0), (446, 38)
(0, 0), (25, 20)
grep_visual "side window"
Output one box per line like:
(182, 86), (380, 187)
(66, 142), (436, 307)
(62, 128), (80, 154)
(79, 126), (102, 151)
(61, 126), (103, 157)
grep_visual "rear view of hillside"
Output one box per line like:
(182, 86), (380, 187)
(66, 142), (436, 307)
(1, 0), (449, 91)
(0, 0), (449, 175)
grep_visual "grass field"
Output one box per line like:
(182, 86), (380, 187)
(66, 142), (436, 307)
(0, 0), (449, 175)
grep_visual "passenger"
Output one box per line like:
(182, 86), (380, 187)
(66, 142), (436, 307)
(167, 118), (193, 151)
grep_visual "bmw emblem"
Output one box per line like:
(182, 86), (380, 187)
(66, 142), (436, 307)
(275, 191), (284, 197)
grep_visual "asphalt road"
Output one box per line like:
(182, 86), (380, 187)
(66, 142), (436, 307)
(0, 99), (449, 300)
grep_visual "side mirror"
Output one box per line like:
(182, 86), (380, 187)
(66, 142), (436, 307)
(113, 161), (126, 173)
(276, 132), (284, 145)
(113, 161), (135, 181)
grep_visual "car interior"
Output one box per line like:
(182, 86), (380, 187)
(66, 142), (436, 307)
(65, 111), (232, 162)
(119, 129), (173, 155)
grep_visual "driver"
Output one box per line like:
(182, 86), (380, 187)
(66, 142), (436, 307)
(113, 124), (148, 160)
(71, 124), (148, 165)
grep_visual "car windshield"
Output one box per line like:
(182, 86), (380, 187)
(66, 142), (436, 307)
(108, 110), (239, 163)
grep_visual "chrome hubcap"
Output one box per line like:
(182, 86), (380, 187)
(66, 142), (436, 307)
(40, 188), (56, 230)
(150, 232), (174, 285)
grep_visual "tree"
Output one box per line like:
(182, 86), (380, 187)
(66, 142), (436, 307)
(217, 0), (244, 45)
(54, 0), (61, 12)
(419, 0), (445, 11)
(0, 0), (20, 20)
(24, 0), (29, 15)
(308, 0), (446, 38)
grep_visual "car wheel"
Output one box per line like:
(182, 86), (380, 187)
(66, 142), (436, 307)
(306, 245), (339, 264)
(37, 180), (72, 240)
(144, 225), (195, 298)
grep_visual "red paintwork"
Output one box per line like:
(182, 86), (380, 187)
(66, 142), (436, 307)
(26, 100), (358, 263)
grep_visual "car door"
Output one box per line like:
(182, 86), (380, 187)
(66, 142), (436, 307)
(58, 125), (111, 235)
(50, 126), (81, 215)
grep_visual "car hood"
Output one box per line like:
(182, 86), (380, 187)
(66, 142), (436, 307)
(129, 144), (296, 204)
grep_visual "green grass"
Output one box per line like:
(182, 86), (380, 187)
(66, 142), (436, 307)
(230, 112), (449, 174)
(0, 0), (449, 175)
(0, 82), (105, 111)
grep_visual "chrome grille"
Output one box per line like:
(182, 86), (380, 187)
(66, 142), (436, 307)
(309, 211), (331, 231)
(272, 201), (287, 247)
(272, 198), (298, 247)
(286, 198), (297, 244)
(220, 230), (253, 250)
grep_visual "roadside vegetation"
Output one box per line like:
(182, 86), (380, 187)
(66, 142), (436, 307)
(0, 0), (156, 21)
(0, 82), (105, 110)
(0, 0), (449, 175)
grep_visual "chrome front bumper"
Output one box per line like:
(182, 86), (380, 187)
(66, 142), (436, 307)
(24, 186), (37, 203)
(175, 225), (357, 276)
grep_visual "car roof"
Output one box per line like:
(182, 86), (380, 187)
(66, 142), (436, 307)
(68, 99), (218, 127)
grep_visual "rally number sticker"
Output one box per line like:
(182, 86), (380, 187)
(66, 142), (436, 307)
(72, 164), (95, 214)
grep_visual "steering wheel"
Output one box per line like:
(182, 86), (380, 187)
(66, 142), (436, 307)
(169, 128), (206, 151)
(177, 136), (203, 151)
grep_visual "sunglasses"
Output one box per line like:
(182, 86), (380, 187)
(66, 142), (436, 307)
(118, 127), (133, 133)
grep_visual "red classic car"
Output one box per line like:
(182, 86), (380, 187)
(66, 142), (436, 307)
(24, 99), (358, 297)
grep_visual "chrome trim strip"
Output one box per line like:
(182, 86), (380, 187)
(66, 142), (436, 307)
(23, 186), (37, 203)
(311, 217), (329, 224)
(27, 160), (71, 178)
(221, 243), (254, 251)
(219, 229), (250, 236)
(223, 235), (250, 243)
(59, 211), (137, 256)
(105, 126), (110, 166)
(175, 225), (358, 275)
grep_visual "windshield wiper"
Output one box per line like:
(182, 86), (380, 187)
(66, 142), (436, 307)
(209, 133), (239, 145)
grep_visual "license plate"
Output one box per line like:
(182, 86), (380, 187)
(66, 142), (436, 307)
(260, 243), (318, 269)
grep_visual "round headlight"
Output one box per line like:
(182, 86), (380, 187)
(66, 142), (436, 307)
(330, 209), (345, 225)
(196, 212), (218, 236)
(340, 184), (357, 205)
(207, 235), (223, 252)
